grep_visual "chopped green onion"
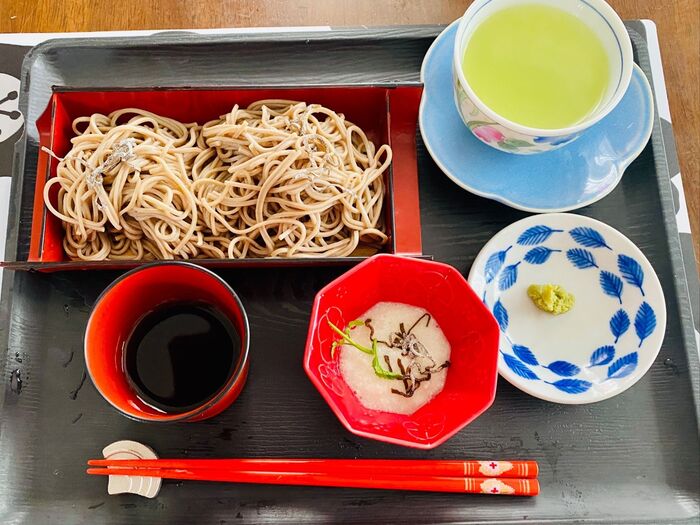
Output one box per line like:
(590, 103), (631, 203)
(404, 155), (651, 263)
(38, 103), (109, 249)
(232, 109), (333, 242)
(328, 320), (402, 379)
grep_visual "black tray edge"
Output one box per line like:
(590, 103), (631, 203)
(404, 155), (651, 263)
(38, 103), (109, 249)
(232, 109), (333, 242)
(627, 27), (700, 433)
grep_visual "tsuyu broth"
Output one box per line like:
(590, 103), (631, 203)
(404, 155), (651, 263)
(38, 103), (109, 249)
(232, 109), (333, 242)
(124, 302), (240, 413)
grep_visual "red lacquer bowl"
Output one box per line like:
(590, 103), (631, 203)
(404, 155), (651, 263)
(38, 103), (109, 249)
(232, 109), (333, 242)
(304, 254), (499, 449)
(85, 262), (250, 422)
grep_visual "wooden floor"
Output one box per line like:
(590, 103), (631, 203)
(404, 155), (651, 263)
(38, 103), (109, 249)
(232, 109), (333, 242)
(0, 0), (697, 271)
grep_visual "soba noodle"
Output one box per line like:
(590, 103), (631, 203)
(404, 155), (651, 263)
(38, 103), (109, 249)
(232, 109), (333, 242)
(43, 101), (391, 260)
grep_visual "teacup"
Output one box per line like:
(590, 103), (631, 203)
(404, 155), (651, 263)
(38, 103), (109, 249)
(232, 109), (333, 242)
(452, 0), (633, 154)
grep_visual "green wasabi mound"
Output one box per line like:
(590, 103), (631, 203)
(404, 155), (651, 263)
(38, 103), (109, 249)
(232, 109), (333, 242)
(527, 284), (575, 315)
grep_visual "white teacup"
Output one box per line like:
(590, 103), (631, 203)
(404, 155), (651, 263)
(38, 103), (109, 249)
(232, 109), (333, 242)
(452, 0), (633, 154)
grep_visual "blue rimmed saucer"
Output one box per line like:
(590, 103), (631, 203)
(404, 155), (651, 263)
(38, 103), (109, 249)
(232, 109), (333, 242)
(468, 213), (666, 404)
(419, 21), (654, 212)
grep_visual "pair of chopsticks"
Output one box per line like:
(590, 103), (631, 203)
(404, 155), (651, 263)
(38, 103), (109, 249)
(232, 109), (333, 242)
(87, 458), (539, 496)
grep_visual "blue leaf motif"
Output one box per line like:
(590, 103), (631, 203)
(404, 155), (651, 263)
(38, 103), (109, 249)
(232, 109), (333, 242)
(566, 248), (598, 269)
(546, 379), (592, 394)
(607, 352), (638, 379)
(569, 226), (612, 249)
(498, 262), (521, 291)
(524, 246), (560, 265)
(482, 291), (487, 307)
(484, 246), (512, 284)
(600, 271), (623, 304)
(617, 254), (645, 296)
(634, 302), (656, 347)
(517, 225), (562, 246)
(512, 344), (538, 366)
(545, 360), (581, 377)
(501, 352), (539, 380)
(609, 309), (630, 343)
(493, 300), (508, 331)
(589, 345), (615, 367)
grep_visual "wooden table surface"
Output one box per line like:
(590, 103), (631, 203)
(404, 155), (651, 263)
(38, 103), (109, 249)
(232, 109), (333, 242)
(0, 0), (697, 271)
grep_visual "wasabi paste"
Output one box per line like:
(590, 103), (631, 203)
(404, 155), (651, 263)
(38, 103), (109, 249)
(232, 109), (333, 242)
(527, 284), (575, 315)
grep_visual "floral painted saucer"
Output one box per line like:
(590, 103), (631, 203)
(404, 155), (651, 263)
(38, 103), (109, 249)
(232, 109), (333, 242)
(419, 20), (654, 212)
(468, 214), (666, 404)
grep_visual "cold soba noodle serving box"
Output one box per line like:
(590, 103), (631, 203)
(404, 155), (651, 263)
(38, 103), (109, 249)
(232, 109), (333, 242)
(4, 86), (424, 270)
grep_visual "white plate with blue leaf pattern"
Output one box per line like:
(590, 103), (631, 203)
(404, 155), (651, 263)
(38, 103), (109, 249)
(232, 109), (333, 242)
(468, 214), (666, 404)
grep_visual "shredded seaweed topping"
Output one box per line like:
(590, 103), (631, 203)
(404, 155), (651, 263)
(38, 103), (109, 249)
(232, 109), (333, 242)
(328, 312), (450, 397)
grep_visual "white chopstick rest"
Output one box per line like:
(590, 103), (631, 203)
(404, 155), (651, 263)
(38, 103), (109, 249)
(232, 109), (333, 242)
(102, 440), (161, 498)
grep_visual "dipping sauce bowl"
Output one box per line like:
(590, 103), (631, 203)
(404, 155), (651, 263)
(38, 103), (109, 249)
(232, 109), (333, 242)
(85, 262), (250, 422)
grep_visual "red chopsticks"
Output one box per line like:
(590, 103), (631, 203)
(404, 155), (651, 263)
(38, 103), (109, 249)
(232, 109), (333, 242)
(87, 458), (539, 496)
(88, 458), (538, 478)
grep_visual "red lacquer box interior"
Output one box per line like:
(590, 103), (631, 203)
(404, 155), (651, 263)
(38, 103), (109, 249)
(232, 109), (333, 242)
(15, 85), (423, 270)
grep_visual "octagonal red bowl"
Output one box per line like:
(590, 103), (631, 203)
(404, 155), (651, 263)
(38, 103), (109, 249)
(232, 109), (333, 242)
(303, 254), (500, 449)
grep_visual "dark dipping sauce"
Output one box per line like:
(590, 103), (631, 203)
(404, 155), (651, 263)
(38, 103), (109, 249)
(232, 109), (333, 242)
(124, 302), (240, 413)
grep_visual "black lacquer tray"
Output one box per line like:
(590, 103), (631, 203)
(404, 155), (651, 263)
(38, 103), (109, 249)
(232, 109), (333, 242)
(0, 24), (698, 524)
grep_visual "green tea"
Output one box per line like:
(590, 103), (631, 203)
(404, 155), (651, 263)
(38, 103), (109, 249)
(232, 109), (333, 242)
(462, 4), (610, 129)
